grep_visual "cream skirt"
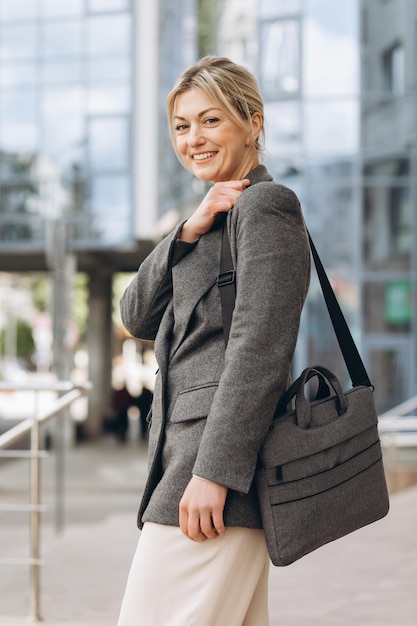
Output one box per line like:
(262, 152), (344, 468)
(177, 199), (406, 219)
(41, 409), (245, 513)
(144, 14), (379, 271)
(117, 522), (270, 626)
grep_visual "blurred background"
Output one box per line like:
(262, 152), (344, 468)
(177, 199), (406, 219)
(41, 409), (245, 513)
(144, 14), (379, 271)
(0, 0), (415, 442)
(1, 2), (417, 623)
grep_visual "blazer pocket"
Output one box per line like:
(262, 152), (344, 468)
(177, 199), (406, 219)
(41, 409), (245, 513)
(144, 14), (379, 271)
(170, 382), (218, 423)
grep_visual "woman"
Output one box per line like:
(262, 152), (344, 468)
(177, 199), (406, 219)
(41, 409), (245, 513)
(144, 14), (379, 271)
(118, 56), (310, 625)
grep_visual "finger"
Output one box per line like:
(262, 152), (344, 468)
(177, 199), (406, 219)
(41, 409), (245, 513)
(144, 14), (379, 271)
(200, 512), (219, 540)
(211, 509), (226, 536)
(188, 511), (208, 542)
(215, 179), (250, 189)
(211, 198), (237, 212)
(180, 493), (206, 542)
(212, 183), (248, 198)
(179, 502), (189, 536)
(208, 192), (242, 212)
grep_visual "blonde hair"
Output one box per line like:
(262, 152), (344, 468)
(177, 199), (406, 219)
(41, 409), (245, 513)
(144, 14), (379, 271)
(167, 56), (265, 157)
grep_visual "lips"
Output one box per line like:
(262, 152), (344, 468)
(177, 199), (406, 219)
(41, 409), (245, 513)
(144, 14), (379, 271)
(192, 151), (217, 161)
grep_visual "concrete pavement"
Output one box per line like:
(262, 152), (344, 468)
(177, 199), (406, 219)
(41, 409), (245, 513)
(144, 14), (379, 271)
(0, 437), (416, 625)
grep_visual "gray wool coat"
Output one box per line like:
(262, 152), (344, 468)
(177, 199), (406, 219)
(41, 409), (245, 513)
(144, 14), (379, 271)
(120, 165), (310, 530)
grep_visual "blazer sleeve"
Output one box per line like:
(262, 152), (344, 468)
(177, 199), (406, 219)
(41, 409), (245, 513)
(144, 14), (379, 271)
(120, 221), (198, 341)
(193, 182), (310, 493)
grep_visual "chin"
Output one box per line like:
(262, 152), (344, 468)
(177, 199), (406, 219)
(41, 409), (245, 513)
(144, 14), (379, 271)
(192, 169), (217, 182)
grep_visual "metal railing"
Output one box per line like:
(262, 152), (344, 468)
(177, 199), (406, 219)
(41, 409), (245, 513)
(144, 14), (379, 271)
(378, 395), (417, 492)
(378, 394), (417, 447)
(0, 380), (91, 622)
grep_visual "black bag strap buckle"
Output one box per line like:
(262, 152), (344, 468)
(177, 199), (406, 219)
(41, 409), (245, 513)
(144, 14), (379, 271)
(217, 270), (236, 287)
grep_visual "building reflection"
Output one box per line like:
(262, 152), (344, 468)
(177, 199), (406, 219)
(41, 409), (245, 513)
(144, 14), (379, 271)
(0, 0), (415, 434)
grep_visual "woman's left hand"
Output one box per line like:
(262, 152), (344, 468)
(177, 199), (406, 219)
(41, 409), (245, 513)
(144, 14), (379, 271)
(179, 476), (228, 542)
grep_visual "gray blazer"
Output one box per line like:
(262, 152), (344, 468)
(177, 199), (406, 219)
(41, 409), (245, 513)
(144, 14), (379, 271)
(120, 165), (310, 530)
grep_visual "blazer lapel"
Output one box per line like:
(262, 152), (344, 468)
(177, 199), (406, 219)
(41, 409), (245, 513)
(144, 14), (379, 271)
(169, 224), (222, 358)
(154, 300), (174, 371)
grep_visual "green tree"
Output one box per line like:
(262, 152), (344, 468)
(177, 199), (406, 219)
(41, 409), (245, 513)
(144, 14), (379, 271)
(197, 0), (226, 56)
(0, 318), (35, 362)
(31, 274), (50, 312)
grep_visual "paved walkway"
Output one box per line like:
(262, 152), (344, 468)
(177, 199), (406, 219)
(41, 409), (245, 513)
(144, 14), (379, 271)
(0, 438), (416, 625)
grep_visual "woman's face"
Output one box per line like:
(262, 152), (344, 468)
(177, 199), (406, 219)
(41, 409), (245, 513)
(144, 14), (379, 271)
(173, 87), (260, 183)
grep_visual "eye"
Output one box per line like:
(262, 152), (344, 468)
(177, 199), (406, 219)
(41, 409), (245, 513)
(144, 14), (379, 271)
(175, 123), (189, 132)
(205, 117), (220, 125)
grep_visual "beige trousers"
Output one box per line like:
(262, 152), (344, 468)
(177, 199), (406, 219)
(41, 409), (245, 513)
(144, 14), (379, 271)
(117, 522), (270, 626)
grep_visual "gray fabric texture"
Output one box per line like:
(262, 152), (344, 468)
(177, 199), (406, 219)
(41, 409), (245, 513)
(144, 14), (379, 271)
(256, 376), (389, 565)
(120, 165), (310, 529)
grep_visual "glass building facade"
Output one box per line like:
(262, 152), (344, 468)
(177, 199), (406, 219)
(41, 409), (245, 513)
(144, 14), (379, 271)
(158, 0), (201, 221)
(257, 0), (361, 389)
(255, 0), (417, 411)
(360, 0), (417, 411)
(0, 0), (134, 250)
(1, 0), (415, 419)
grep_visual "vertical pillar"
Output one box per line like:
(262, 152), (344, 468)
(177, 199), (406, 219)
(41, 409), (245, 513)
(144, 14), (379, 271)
(47, 219), (76, 449)
(86, 271), (113, 438)
(133, 0), (159, 238)
(409, 0), (417, 399)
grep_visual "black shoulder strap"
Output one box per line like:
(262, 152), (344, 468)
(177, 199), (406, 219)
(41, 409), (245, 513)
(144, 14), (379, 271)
(218, 221), (372, 389)
(217, 221), (236, 345)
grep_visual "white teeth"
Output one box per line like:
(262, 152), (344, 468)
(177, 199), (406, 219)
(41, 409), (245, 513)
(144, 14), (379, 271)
(193, 152), (216, 160)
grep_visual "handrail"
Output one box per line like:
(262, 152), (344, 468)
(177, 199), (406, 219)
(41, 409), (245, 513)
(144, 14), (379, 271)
(377, 395), (417, 473)
(378, 394), (417, 420)
(0, 380), (92, 622)
(378, 418), (417, 431)
(0, 383), (91, 449)
(378, 394), (417, 445)
(0, 381), (82, 392)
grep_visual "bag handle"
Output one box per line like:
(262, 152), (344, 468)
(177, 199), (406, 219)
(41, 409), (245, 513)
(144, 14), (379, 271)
(294, 366), (348, 428)
(275, 366), (330, 415)
(218, 221), (372, 389)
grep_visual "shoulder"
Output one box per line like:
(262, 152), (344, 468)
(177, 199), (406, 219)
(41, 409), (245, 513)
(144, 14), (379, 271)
(232, 180), (303, 226)
(244, 180), (300, 208)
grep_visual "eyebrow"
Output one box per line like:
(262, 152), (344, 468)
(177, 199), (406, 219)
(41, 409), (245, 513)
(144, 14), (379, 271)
(174, 107), (223, 121)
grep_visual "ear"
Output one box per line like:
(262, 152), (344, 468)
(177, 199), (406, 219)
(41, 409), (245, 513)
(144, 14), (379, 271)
(246, 112), (263, 145)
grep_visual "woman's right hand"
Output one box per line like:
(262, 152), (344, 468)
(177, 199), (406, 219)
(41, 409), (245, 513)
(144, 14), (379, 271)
(179, 475), (228, 542)
(178, 179), (250, 242)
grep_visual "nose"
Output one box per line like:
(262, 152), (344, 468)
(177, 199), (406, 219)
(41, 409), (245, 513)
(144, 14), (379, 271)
(188, 123), (205, 147)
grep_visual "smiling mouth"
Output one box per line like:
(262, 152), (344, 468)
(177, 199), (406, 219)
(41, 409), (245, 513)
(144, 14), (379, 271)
(193, 151), (217, 161)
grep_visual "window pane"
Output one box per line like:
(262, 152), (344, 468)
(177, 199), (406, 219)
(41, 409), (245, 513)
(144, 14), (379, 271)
(0, 62), (36, 87)
(304, 100), (359, 156)
(259, 0), (301, 18)
(88, 57), (130, 81)
(0, 90), (38, 151)
(369, 348), (410, 412)
(40, 21), (83, 58)
(364, 282), (411, 334)
(87, 85), (130, 114)
(39, 0), (84, 17)
(87, 15), (130, 55)
(364, 185), (411, 271)
(90, 174), (131, 242)
(259, 19), (300, 100)
(304, 0), (359, 97)
(91, 175), (129, 215)
(382, 44), (405, 95)
(0, 0), (37, 21)
(304, 161), (357, 267)
(264, 101), (301, 177)
(0, 23), (36, 60)
(40, 61), (82, 84)
(87, 0), (129, 11)
(41, 88), (84, 166)
(88, 116), (128, 170)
